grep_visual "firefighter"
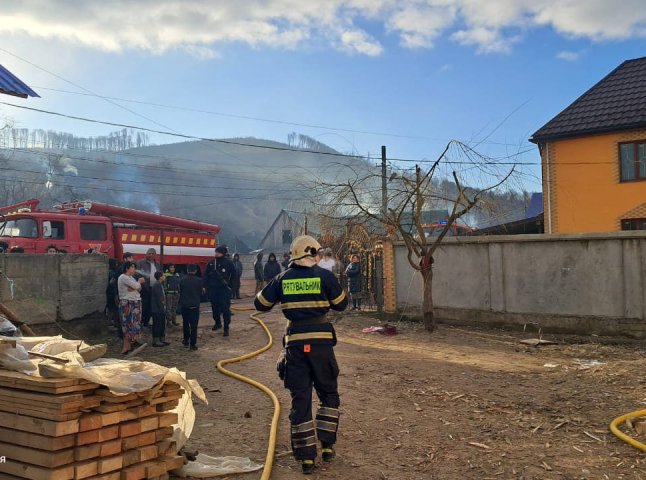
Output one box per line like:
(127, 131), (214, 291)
(204, 245), (235, 336)
(254, 235), (347, 475)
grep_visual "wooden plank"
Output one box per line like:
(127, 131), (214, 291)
(74, 459), (98, 479)
(122, 431), (156, 451)
(76, 425), (119, 446)
(119, 405), (156, 423)
(155, 400), (179, 412)
(98, 425), (120, 443)
(147, 392), (182, 406)
(0, 440), (75, 468)
(145, 461), (166, 477)
(95, 390), (139, 403)
(97, 454), (123, 474)
(154, 427), (173, 442)
(157, 413), (177, 428)
(0, 426), (76, 451)
(119, 420), (142, 438)
(0, 400), (82, 421)
(139, 445), (158, 462)
(84, 474), (120, 480)
(0, 370), (99, 394)
(155, 439), (176, 457)
(0, 369), (80, 387)
(0, 386), (85, 404)
(86, 473), (120, 480)
(92, 403), (127, 413)
(0, 459), (75, 480)
(122, 448), (140, 467)
(79, 411), (122, 431)
(140, 416), (158, 432)
(0, 411), (79, 436)
(75, 443), (101, 462)
(0, 396), (83, 413)
(81, 396), (102, 409)
(120, 462), (147, 480)
(161, 455), (185, 472)
(100, 439), (122, 457)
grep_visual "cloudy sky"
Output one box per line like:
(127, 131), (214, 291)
(1, 0), (645, 193)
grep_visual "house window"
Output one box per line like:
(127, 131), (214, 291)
(621, 218), (646, 230)
(282, 229), (292, 245)
(619, 141), (646, 181)
(80, 223), (107, 240)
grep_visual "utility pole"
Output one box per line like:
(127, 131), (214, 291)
(381, 145), (387, 223)
(376, 145), (387, 319)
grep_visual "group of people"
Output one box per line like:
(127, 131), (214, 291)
(109, 245), (243, 355)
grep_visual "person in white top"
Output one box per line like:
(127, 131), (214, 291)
(318, 250), (336, 272)
(118, 261), (146, 355)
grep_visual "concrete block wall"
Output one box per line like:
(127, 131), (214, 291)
(0, 254), (107, 325)
(393, 232), (646, 337)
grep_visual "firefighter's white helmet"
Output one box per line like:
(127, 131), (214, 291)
(289, 235), (322, 267)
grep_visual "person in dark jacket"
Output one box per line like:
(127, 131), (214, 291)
(164, 263), (181, 326)
(136, 248), (162, 328)
(345, 254), (362, 310)
(281, 252), (290, 270)
(255, 235), (347, 474)
(231, 253), (243, 300)
(151, 271), (170, 347)
(179, 264), (203, 350)
(106, 258), (121, 337)
(263, 252), (282, 282)
(254, 252), (264, 293)
(204, 245), (235, 336)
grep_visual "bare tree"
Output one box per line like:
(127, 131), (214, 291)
(313, 140), (516, 332)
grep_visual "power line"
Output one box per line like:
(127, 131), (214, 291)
(0, 143), (347, 182)
(1, 146), (312, 188)
(0, 101), (373, 161)
(0, 175), (306, 201)
(0, 165), (311, 193)
(0, 102), (543, 167)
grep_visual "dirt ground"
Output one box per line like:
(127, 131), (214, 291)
(91, 299), (646, 479)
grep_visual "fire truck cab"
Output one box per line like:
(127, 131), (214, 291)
(0, 199), (220, 273)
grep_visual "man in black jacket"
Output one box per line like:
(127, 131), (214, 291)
(179, 264), (202, 350)
(255, 235), (347, 475)
(204, 245), (235, 336)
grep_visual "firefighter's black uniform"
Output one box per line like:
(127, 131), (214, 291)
(254, 264), (347, 461)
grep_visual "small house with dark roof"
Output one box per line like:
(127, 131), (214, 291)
(530, 56), (646, 233)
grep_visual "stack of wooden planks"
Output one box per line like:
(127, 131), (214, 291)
(0, 369), (186, 480)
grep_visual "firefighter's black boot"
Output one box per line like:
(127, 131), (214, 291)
(301, 460), (315, 474)
(321, 444), (335, 462)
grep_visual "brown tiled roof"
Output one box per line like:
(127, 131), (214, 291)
(530, 57), (646, 143)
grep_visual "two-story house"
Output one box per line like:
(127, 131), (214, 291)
(530, 57), (646, 234)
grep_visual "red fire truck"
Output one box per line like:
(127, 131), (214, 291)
(0, 199), (220, 273)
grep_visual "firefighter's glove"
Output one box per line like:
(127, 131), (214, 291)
(276, 350), (286, 380)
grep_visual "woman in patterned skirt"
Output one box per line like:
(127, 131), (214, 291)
(117, 261), (145, 354)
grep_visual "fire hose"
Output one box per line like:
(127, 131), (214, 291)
(216, 306), (281, 480)
(610, 409), (646, 453)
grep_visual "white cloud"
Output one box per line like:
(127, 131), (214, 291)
(556, 50), (581, 61)
(451, 28), (516, 54)
(339, 30), (383, 56)
(0, 0), (644, 58)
